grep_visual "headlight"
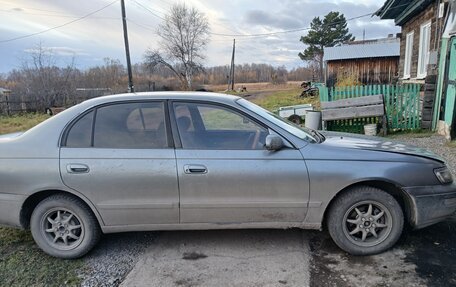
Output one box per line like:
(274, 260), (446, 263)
(434, 167), (453, 184)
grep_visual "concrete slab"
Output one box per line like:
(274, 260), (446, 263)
(121, 229), (310, 287)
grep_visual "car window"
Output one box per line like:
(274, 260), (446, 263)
(66, 110), (94, 148)
(91, 102), (167, 149)
(173, 102), (268, 150)
(174, 104), (195, 131)
(237, 98), (317, 143)
(198, 105), (260, 130)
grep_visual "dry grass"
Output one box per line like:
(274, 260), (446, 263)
(0, 113), (50, 135)
(208, 81), (303, 92)
(250, 88), (320, 112)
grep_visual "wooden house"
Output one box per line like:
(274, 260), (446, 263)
(376, 0), (455, 136)
(323, 37), (400, 87)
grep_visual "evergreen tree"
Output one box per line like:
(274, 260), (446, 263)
(299, 11), (354, 81)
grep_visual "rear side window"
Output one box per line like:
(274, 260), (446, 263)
(93, 102), (167, 149)
(66, 111), (94, 148)
(64, 102), (168, 149)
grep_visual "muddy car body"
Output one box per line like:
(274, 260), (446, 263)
(0, 92), (455, 258)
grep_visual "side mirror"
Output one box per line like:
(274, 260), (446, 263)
(265, 134), (284, 151)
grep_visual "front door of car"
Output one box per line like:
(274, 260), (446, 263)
(59, 101), (179, 226)
(171, 101), (310, 224)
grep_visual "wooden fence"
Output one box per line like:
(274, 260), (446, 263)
(0, 96), (39, 116)
(319, 84), (421, 133)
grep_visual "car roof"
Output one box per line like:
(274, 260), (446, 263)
(80, 91), (242, 107)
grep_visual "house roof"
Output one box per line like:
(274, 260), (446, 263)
(375, 0), (435, 25)
(0, 88), (11, 95)
(323, 41), (400, 62)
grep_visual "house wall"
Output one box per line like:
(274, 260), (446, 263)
(326, 57), (399, 87)
(399, 1), (446, 80)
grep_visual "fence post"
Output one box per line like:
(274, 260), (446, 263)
(5, 95), (10, 116)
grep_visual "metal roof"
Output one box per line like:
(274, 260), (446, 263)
(0, 88), (11, 95)
(375, 0), (434, 25)
(323, 41), (400, 62)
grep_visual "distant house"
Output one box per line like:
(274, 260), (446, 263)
(0, 88), (11, 96)
(323, 36), (400, 87)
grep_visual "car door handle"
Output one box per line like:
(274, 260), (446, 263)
(183, 164), (207, 174)
(67, 164), (90, 174)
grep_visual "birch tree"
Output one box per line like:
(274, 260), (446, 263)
(144, 3), (210, 90)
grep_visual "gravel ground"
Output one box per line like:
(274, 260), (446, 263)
(79, 232), (157, 287)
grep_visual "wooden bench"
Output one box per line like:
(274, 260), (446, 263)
(321, 94), (387, 135)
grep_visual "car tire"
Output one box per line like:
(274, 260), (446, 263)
(327, 186), (404, 255)
(30, 194), (101, 259)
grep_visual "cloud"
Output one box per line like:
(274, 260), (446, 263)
(244, 10), (302, 29)
(24, 46), (89, 56)
(0, 0), (399, 72)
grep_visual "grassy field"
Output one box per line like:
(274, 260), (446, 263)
(0, 113), (49, 135)
(0, 227), (83, 286)
(208, 81), (303, 92)
(249, 88), (320, 111)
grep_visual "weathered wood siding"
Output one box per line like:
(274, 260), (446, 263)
(326, 57), (399, 87)
(399, 1), (445, 79)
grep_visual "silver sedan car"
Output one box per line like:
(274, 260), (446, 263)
(1, 92), (455, 258)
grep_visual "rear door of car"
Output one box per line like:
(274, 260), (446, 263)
(59, 101), (179, 226)
(171, 101), (310, 224)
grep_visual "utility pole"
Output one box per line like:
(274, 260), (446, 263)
(120, 0), (134, 93)
(227, 39), (236, 91)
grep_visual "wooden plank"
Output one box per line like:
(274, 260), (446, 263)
(322, 104), (385, 121)
(321, 94), (384, 110)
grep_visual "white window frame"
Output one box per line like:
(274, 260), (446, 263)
(417, 21), (432, 79)
(403, 31), (414, 79)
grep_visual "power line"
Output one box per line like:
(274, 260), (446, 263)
(0, 9), (118, 19)
(132, 0), (166, 21)
(210, 13), (373, 38)
(0, 0), (119, 44)
(127, 19), (158, 33)
(209, 2), (412, 38)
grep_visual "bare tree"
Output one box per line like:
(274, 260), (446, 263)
(144, 3), (210, 90)
(19, 42), (77, 110)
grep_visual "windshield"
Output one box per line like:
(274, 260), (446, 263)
(237, 99), (317, 143)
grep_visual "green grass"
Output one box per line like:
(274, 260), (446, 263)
(0, 113), (50, 135)
(251, 88), (320, 111)
(0, 227), (83, 286)
(0, 113), (83, 286)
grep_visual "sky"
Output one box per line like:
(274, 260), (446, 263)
(0, 0), (399, 73)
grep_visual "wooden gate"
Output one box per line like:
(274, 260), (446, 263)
(319, 84), (421, 133)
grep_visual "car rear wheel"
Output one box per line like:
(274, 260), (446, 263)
(327, 186), (404, 255)
(30, 194), (101, 259)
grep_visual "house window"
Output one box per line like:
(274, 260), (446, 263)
(403, 32), (414, 79)
(417, 21), (432, 78)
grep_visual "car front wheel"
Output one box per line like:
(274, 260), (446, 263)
(327, 186), (404, 255)
(30, 194), (101, 259)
